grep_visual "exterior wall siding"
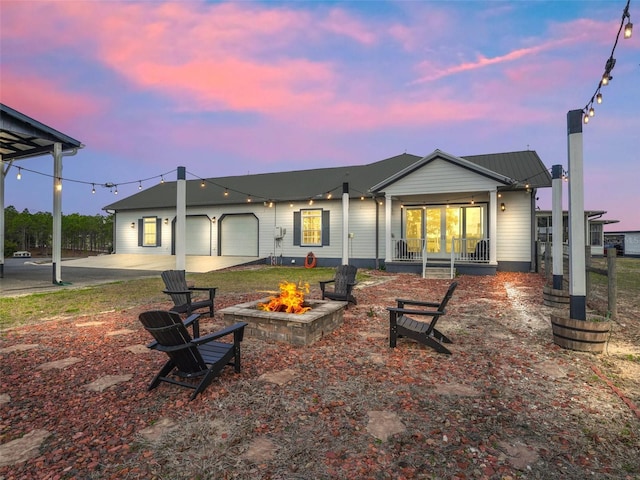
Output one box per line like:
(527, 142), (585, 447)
(384, 158), (502, 196)
(496, 191), (532, 262)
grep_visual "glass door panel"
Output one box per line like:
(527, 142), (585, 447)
(405, 208), (423, 254)
(445, 207), (461, 253)
(464, 206), (483, 253)
(425, 208), (441, 254)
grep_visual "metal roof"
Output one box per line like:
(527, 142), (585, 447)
(0, 103), (83, 161)
(104, 150), (551, 212)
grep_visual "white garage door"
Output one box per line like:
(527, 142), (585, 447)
(186, 216), (211, 255)
(220, 214), (258, 256)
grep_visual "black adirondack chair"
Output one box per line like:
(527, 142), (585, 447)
(161, 270), (217, 337)
(388, 281), (458, 354)
(138, 310), (247, 400)
(319, 265), (358, 307)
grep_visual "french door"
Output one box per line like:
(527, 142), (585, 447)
(406, 205), (485, 258)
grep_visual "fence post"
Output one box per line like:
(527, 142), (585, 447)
(607, 248), (617, 320)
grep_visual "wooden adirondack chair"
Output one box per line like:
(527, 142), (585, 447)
(138, 310), (247, 400)
(388, 281), (458, 354)
(319, 265), (358, 307)
(161, 270), (217, 337)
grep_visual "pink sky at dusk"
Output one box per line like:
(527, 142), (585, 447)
(1, 0), (638, 231)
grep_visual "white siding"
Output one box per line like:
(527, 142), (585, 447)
(114, 210), (173, 255)
(496, 191), (532, 261)
(384, 158), (503, 196)
(624, 233), (640, 256)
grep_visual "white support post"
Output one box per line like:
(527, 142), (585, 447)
(567, 110), (586, 320)
(342, 182), (349, 265)
(384, 194), (392, 263)
(52, 143), (63, 284)
(175, 166), (186, 271)
(489, 190), (498, 264)
(552, 165), (564, 290)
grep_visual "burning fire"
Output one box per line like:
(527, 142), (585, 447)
(258, 281), (311, 314)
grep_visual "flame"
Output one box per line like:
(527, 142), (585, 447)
(258, 281), (311, 314)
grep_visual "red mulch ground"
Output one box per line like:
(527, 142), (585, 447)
(1, 270), (639, 479)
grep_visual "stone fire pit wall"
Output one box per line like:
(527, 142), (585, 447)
(219, 298), (346, 346)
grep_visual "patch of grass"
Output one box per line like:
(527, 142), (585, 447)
(0, 266), (369, 330)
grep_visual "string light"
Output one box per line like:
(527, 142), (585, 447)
(582, 0), (632, 124)
(16, 167), (22, 180)
(160, 175), (165, 184)
(224, 188), (229, 196)
(138, 181), (142, 190)
(201, 179), (205, 188)
(92, 184), (96, 194)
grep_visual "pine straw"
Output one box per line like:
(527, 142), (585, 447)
(1, 271), (639, 479)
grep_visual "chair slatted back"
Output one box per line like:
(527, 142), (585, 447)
(334, 265), (357, 296)
(138, 310), (207, 374)
(423, 281), (457, 336)
(161, 270), (189, 307)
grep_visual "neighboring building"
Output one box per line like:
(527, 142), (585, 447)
(605, 231), (640, 257)
(104, 149), (551, 275)
(537, 210), (619, 257)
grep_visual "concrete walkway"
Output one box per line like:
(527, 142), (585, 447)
(0, 254), (263, 297)
(61, 254), (262, 273)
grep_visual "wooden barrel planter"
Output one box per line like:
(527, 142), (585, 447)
(543, 285), (570, 308)
(551, 315), (611, 353)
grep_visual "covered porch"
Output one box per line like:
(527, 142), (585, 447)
(382, 189), (501, 277)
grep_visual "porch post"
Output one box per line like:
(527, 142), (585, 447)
(551, 165), (564, 289)
(342, 182), (349, 265)
(489, 190), (498, 264)
(175, 166), (186, 271)
(384, 194), (392, 263)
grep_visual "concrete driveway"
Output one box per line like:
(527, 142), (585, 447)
(0, 254), (262, 297)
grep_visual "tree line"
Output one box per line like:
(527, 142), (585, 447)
(3, 206), (113, 257)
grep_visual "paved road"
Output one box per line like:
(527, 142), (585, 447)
(0, 254), (262, 297)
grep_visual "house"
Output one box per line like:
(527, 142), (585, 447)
(104, 149), (551, 275)
(536, 210), (619, 257)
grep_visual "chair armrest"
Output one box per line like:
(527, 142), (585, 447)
(183, 313), (201, 328)
(395, 298), (440, 308)
(192, 322), (248, 345)
(319, 279), (336, 293)
(189, 286), (217, 294)
(387, 307), (444, 317)
(163, 289), (193, 296)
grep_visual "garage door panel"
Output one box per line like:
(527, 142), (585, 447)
(186, 217), (211, 255)
(221, 215), (258, 256)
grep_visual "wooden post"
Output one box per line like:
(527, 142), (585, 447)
(608, 247), (617, 320)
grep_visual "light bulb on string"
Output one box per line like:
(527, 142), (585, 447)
(201, 179), (205, 188)
(589, 106), (595, 117)
(138, 181), (142, 190)
(91, 184), (96, 194)
(624, 22), (633, 39)
(583, 113), (590, 124)
(596, 93), (602, 104)
(160, 175), (165, 184)
(16, 168), (21, 180)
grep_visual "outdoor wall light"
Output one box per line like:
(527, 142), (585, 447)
(211, 216), (216, 223)
(164, 218), (169, 225)
(501, 203), (506, 212)
(130, 222), (136, 228)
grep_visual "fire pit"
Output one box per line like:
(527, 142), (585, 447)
(219, 282), (346, 345)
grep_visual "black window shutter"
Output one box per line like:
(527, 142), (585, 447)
(156, 218), (162, 246)
(138, 219), (143, 246)
(322, 210), (330, 246)
(293, 211), (301, 246)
